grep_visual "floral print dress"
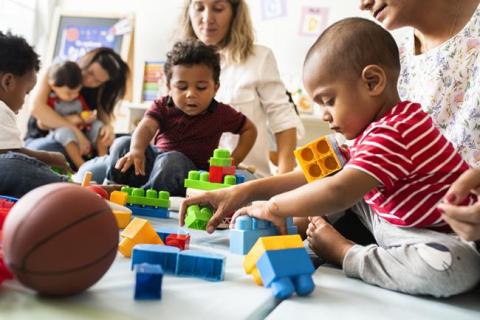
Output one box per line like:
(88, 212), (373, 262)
(397, 5), (480, 167)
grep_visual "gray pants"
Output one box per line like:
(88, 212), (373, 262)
(47, 119), (103, 147)
(343, 201), (480, 297)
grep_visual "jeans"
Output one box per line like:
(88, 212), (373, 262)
(77, 136), (197, 196)
(0, 151), (68, 198)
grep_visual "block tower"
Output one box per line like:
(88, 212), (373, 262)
(294, 134), (348, 182)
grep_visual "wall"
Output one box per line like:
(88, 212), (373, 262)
(57, 0), (367, 103)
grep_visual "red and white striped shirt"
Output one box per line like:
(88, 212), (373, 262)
(346, 101), (477, 230)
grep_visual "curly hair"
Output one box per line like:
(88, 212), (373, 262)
(163, 40), (221, 85)
(0, 31), (40, 76)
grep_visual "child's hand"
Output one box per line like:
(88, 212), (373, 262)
(115, 150), (146, 176)
(45, 151), (72, 174)
(80, 111), (96, 125)
(230, 200), (288, 235)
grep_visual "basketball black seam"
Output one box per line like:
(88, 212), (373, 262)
(14, 208), (114, 273)
(16, 245), (118, 276)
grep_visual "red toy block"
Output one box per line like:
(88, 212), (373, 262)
(165, 234), (190, 251)
(222, 165), (235, 176)
(209, 166), (224, 183)
(86, 185), (109, 199)
(0, 248), (13, 284)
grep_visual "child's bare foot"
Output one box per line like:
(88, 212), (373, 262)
(306, 216), (354, 266)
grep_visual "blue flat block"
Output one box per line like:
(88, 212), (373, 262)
(229, 228), (277, 255)
(155, 226), (189, 242)
(134, 263), (163, 300)
(127, 205), (169, 218)
(131, 244), (180, 274)
(256, 248), (314, 295)
(175, 250), (225, 281)
(234, 174), (246, 184)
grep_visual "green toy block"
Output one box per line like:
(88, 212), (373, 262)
(184, 170), (236, 191)
(185, 205), (213, 230)
(209, 148), (233, 167)
(121, 187), (170, 208)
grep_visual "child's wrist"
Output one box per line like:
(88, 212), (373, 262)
(266, 199), (280, 217)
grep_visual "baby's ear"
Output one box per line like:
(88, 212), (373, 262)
(361, 65), (386, 96)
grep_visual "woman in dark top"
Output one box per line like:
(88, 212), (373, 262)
(26, 47), (129, 164)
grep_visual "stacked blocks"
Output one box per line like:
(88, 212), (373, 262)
(184, 170), (236, 191)
(294, 134), (348, 183)
(132, 245), (225, 281)
(119, 218), (164, 257)
(155, 226), (190, 250)
(185, 205), (213, 230)
(244, 235), (315, 300)
(134, 263), (163, 300)
(209, 149), (235, 183)
(230, 216), (298, 255)
(121, 187), (170, 219)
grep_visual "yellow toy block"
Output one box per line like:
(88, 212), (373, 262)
(110, 190), (128, 206)
(113, 210), (131, 229)
(118, 217), (163, 257)
(294, 134), (347, 183)
(243, 235), (304, 285)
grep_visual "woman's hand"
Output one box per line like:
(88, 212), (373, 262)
(76, 131), (92, 155)
(438, 168), (480, 241)
(45, 151), (72, 174)
(115, 149), (146, 176)
(179, 185), (250, 233)
(99, 124), (115, 147)
(230, 200), (288, 235)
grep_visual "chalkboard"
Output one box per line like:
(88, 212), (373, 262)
(47, 10), (133, 64)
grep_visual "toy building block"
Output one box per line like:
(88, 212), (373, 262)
(110, 190), (129, 206)
(166, 234), (190, 250)
(108, 200), (132, 229)
(184, 170), (236, 191)
(119, 218), (163, 257)
(185, 205), (213, 230)
(229, 216), (298, 255)
(155, 226), (189, 243)
(209, 149), (233, 167)
(132, 244), (180, 273)
(121, 187), (170, 218)
(243, 235), (315, 299)
(134, 263), (163, 300)
(255, 247), (315, 299)
(86, 185), (108, 199)
(0, 249), (13, 285)
(176, 250), (225, 281)
(0, 196), (16, 231)
(294, 134), (348, 183)
(244, 235), (304, 285)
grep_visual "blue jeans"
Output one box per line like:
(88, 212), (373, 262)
(0, 152), (68, 198)
(77, 136), (197, 196)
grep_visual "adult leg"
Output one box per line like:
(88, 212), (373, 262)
(73, 155), (109, 184)
(24, 136), (66, 155)
(343, 201), (480, 297)
(0, 152), (68, 198)
(144, 150), (196, 196)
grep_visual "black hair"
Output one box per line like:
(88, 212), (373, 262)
(48, 61), (82, 89)
(304, 17), (400, 79)
(77, 47), (129, 115)
(164, 40), (221, 85)
(0, 31), (40, 76)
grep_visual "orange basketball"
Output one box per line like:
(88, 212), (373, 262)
(2, 183), (118, 296)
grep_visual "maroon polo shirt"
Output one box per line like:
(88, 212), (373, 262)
(145, 96), (246, 170)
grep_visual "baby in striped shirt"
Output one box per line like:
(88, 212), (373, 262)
(225, 17), (480, 297)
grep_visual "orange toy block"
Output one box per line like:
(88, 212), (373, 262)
(294, 134), (347, 183)
(110, 191), (128, 206)
(119, 218), (163, 257)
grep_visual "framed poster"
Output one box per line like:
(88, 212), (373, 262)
(46, 9), (133, 65)
(299, 7), (329, 37)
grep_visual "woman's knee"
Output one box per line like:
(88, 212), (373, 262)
(109, 136), (132, 158)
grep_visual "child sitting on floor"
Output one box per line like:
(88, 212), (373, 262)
(105, 40), (257, 196)
(0, 31), (69, 197)
(181, 18), (480, 297)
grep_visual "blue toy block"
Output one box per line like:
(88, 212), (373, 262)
(131, 244), (180, 274)
(127, 205), (170, 218)
(176, 250), (225, 281)
(255, 247), (315, 300)
(229, 216), (298, 255)
(155, 226), (189, 243)
(134, 263), (163, 300)
(234, 174), (246, 184)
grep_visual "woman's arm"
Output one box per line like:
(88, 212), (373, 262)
(231, 118), (257, 166)
(275, 128), (297, 174)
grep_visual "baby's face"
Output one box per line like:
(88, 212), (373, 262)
(168, 64), (219, 116)
(51, 85), (81, 102)
(303, 65), (376, 140)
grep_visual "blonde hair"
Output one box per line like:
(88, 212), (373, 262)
(178, 0), (255, 64)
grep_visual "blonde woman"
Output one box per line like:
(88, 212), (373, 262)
(178, 0), (304, 177)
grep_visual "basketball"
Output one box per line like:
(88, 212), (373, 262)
(2, 183), (118, 296)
